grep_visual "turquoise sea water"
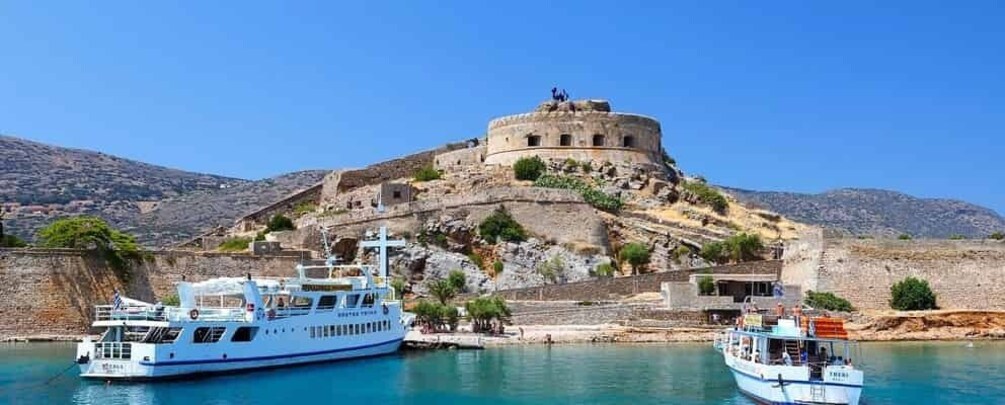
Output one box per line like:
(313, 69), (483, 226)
(1, 342), (1002, 404)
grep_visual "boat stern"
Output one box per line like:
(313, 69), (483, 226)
(75, 340), (156, 379)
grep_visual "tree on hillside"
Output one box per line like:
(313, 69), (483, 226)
(478, 206), (527, 244)
(620, 242), (651, 275)
(447, 270), (467, 293)
(36, 216), (142, 277)
(466, 295), (511, 333)
(990, 232), (1004, 240)
(427, 279), (457, 305)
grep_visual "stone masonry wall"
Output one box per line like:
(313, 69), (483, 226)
(0, 248), (306, 338)
(320, 143), (470, 204)
(814, 238), (1005, 310)
(307, 187), (608, 250)
(490, 261), (782, 302)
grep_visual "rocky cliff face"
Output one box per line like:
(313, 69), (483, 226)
(725, 187), (1005, 238)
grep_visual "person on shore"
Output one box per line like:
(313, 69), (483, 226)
(519, 327), (524, 340)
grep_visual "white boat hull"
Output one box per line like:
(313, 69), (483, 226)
(730, 368), (862, 405)
(78, 337), (403, 379)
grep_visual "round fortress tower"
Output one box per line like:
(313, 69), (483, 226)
(484, 99), (663, 167)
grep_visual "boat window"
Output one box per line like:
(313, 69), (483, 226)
(325, 326), (331, 337)
(317, 295), (337, 311)
(355, 324), (360, 335)
(367, 323), (372, 333)
(291, 296), (313, 308)
(362, 294), (375, 308)
(231, 327), (258, 342)
(346, 294), (360, 308)
(193, 327), (226, 344)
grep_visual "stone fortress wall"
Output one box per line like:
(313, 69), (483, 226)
(782, 228), (1005, 310)
(483, 100), (663, 167)
(0, 248), (307, 338)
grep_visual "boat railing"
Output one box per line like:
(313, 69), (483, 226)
(95, 342), (132, 360)
(94, 305), (167, 321)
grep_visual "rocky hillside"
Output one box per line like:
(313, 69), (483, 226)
(724, 187), (1005, 238)
(1, 134), (328, 246)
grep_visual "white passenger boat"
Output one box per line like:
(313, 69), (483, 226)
(75, 227), (412, 380)
(716, 311), (864, 405)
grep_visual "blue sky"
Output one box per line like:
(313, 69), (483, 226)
(1, 1), (1002, 214)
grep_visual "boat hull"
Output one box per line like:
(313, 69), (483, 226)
(729, 367), (862, 405)
(78, 338), (403, 380)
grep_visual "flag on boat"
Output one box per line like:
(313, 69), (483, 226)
(112, 290), (123, 310)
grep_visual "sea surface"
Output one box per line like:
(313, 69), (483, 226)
(0, 342), (1002, 404)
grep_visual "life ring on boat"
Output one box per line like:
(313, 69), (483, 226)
(382, 304), (389, 315)
(189, 309), (199, 320)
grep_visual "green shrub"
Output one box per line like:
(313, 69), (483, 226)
(698, 275), (715, 296)
(700, 241), (727, 264)
(948, 234), (966, 240)
(620, 242), (651, 275)
(254, 231), (266, 241)
(447, 270), (467, 293)
(413, 165), (442, 182)
(492, 260), (504, 275)
(479, 206), (527, 244)
(593, 262), (616, 278)
(537, 256), (564, 284)
(990, 232), (1005, 240)
(681, 181), (728, 214)
(390, 277), (406, 299)
(890, 277), (937, 311)
(581, 161), (593, 173)
(0, 234), (28, 248)
(513, 156), (546, 181)
(724, 233), (764, 262)
(36, 216), (142, 279)
(218, 237), (252, 252)
(161, 294), (181, 306)
(413, 300), (456, 331)
(897, 233), (913, 240)
(534, 175), (623, 212)
(266, 214), (295, 232)
(805, 290), (854, 312)
(292, 201), (317, 217)
(467, 253), (484, 269)
(672, 245), (691, 263)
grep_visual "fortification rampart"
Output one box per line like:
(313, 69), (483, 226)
(484, 108), (663, 166)
(320, 143), (473, 204)
(487, 261), (781, 301)
(0, 249), (307, 338)
(306, 187), (607, 250)
(235, 184), (323, 231)
(782, 231), (1005, 310)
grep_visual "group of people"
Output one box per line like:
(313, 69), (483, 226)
(550, 87), (570, 102)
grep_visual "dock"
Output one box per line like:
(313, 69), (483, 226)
(402, 331), (485, 350)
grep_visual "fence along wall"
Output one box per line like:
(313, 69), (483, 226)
(0, 248), (305, 339)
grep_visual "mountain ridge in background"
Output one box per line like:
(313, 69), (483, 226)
(1, 134), (327, 246)
(724, 187), (1005, 239)
(3, 134), (1002, 246)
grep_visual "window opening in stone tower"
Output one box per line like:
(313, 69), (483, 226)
(592, 134), (606, 146)
(527, 135), (541, 147)
(559, 134), (572, 146)
(623, 135), (636, 148)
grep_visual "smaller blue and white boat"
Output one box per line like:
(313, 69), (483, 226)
(715, 311), (863, 405)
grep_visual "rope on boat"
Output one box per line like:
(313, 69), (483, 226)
(43, 362), (79, 385)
